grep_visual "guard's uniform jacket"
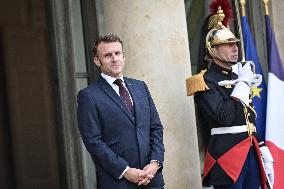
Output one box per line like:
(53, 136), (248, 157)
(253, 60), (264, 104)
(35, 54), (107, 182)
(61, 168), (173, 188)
(194, 63), (266, 186)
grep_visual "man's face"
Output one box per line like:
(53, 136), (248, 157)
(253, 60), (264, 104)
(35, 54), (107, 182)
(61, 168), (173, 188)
(214, 42), (238, 62)
(94, 42), (125, 78)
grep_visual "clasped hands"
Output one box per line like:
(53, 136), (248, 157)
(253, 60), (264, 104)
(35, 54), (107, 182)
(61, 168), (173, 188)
(218, 61), (262, 88)
(123, 162), (160, 186)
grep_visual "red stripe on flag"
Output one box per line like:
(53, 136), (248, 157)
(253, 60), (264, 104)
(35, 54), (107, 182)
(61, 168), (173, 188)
(266, 141), (284, 189)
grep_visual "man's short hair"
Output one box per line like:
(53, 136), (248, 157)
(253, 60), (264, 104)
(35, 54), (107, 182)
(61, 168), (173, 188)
(93, 33), (123, 57)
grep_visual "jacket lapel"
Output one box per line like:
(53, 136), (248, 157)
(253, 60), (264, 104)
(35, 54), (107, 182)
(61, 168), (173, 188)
(98, 76), (134, 123)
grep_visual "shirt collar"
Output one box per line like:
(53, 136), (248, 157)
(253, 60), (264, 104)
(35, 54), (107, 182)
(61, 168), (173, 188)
(101, 73), (124, 85)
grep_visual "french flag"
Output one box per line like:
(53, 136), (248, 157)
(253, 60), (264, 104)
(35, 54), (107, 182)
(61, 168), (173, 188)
(265, 15), (284, 189)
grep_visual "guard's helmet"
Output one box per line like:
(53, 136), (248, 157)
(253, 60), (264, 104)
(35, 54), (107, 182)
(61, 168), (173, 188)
(197, 0), (240, 72)
(205, 6), (239, 60)
(206, 27), (239, 48)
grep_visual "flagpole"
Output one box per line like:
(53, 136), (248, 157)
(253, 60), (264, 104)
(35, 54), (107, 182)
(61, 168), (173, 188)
(234, 0), (246, 62)
(262, 1), (274, 189)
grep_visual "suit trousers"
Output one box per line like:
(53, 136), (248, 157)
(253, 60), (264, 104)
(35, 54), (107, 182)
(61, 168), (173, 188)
(214, 147), (261, 189)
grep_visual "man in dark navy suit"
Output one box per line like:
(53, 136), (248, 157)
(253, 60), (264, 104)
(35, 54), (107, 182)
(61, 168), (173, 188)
(77, 33), (164, 189)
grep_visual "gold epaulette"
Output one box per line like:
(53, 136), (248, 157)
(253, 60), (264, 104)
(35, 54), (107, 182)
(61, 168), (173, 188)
(186, 70), (209, 96)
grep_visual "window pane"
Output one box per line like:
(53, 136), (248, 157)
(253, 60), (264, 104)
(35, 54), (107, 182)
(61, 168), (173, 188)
(70, 0), (87, 73)
(76, 78), (88, 92)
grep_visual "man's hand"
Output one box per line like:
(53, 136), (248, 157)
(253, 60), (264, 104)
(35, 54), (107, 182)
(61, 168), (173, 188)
(237, 62), (255, 86)
(123, 168), (148, 184)
(137, 162), (160, 186)
(218, 74), (262, 88)
(250, 74), (262, 88)
(260, 146), (274, 186)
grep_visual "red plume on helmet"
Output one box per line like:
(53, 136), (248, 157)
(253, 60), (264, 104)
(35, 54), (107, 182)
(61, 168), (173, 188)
(209, 0), (233, 27)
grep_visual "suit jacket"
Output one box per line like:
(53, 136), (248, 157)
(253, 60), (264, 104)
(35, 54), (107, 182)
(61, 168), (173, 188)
(77, 76), (165, 189)
(195, 63), (259, 186)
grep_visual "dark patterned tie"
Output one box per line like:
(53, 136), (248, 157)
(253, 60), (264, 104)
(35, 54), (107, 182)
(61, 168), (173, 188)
(113, 79), (133, 112)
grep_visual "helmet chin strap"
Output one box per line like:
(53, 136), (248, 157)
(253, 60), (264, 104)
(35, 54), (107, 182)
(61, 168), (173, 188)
(208, 46), (237, 65)
(208, 48), (237, 70)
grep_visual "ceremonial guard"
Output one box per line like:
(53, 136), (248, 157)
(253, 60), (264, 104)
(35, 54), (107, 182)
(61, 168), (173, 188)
(186, 0), (274, 188)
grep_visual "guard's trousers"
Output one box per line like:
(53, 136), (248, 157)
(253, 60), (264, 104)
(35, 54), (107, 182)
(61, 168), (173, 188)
(214, 147), (261, 189)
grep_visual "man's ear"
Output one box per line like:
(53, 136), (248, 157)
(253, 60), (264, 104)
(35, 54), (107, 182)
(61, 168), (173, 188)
(94, 56), (101, 66)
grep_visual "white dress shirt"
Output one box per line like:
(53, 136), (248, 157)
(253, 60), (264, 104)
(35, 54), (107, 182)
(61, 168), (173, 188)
(101, 73), (133, 105)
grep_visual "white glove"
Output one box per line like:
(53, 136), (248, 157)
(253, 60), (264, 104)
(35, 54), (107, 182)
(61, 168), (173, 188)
(219, 62), (262, 98)
(237, 62), (255, 86)
(231, 81), (251, 105)
(260, 146), (274, 186)
(218, 79), (238, 86)
(218, 74), (262, 88)
(251, 74), (262, 88)
(231, 63), (239, 75)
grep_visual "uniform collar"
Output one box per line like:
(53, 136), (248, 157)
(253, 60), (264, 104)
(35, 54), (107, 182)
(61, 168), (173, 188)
(210, 63), (237, 79)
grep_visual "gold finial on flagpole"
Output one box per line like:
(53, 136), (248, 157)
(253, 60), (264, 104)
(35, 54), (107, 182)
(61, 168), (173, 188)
(240, 0), (246, 17)
(263, 0), (270, 15)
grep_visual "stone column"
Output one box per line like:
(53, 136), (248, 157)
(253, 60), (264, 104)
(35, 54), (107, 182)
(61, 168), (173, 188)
(103, 1), (201, 188)
(271, 0), (284, 65)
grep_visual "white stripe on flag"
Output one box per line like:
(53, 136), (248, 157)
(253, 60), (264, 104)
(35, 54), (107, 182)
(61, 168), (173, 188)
(266, 73), (284, 150)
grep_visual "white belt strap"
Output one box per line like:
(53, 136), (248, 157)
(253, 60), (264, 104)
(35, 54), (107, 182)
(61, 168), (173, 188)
(211, 125), (247, 135)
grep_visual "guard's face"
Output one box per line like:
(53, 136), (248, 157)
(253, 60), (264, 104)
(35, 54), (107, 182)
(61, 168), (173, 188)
(94, 42), (125, 78)
(214, 42), (238, 62)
